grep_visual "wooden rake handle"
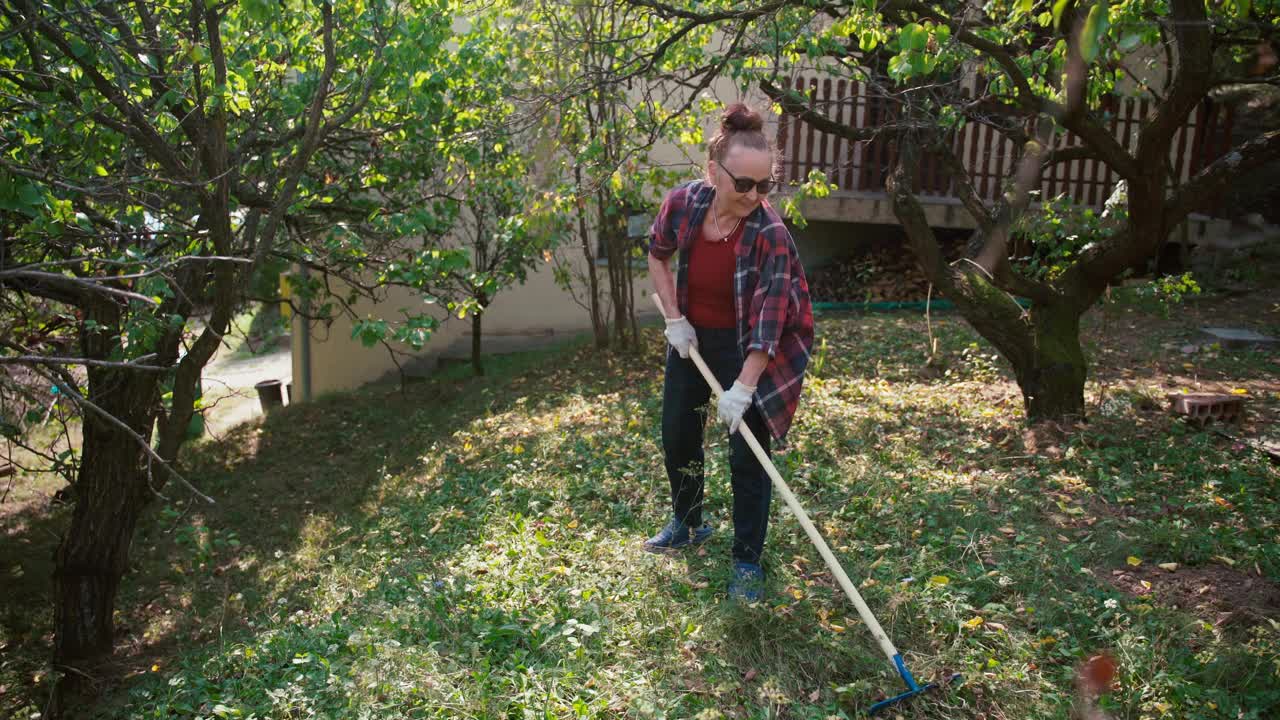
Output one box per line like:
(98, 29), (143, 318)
(652, 293), (901, 664)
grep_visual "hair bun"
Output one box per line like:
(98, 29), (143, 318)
(722, 103), (764, 133)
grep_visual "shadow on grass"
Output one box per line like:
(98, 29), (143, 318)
(3, 313), (1277, 718)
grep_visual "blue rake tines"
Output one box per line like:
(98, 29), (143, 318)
(867, 654), (963, 715)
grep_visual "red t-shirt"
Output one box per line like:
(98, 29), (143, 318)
(686, 218), (742, 329)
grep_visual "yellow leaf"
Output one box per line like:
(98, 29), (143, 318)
(567, 519), (579, 529)
(963, 616), (984, 629)
(928, 575), (950, 587)
(1230, 388), (1248, 395)
(829, 623), (845, 633)
(151, 664), (160, 672)
(790, 588), (804, 600)
(1126, 556), (1142, 567)
(1157, 562), (1178, 572)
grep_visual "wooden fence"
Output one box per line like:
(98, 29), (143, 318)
(775, 75), (1235, 212)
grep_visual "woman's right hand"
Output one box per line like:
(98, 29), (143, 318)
(663, 316), (698, 359)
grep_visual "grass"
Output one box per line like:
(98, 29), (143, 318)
(2, 283), (1278, 719)
(225, 303), (290, 360)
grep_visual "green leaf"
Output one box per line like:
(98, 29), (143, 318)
(899, 23), (926, 52)
(1052, 0), (1076, 31)
(1079, 0), (1109, 64)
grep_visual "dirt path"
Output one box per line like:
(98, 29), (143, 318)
(199, 338), (292, 439)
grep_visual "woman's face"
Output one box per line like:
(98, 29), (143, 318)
(709, 146), (774, 219)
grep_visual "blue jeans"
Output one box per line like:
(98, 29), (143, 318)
(661, 326), (772, 564)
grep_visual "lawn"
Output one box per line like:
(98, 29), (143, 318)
(2, 286), (1277, 719)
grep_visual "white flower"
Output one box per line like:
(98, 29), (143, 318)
(1104, 598), (1119, 610)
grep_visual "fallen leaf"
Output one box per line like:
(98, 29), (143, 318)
(928, 575), (950, 587)
(1214, 555), (1236, 566)
(809, 690), (820, 702)
(1157, 562), (1179, 572)
(1126, 556), (1142, 567)
(963, 616), (984, 629)
(743, 669), (758, 682)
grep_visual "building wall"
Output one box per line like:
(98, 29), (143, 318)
(292, 253), (670, 398)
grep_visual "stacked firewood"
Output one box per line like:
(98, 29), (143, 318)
(808, 235), (968, 303)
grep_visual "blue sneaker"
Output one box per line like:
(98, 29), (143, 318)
(728, 561), (765, 603)
(643, 518), (714, 554)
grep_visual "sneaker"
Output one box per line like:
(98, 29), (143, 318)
(728, 561), (765, 603)
(643, 517), (714, 554)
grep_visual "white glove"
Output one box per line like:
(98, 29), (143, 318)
(717, 380), (756, 434)
(663, 315), (698, 359)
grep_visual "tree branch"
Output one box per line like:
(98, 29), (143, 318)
(1163, 128), (1280, 227)
(1137, 0), (1212, 165)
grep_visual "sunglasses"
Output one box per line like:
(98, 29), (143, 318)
(719, 164), (775, 195)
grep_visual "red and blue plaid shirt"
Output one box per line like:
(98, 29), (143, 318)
(647, 179), (815, 441)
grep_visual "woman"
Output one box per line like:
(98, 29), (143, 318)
(644, 103), (814, 603)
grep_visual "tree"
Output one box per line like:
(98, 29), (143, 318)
(420, 136), (551, 377)
(630, 0), (1280, 421)
(501, 0), (717, 353)
(313, 8), (561, 378)
(0, 0), (454, 701)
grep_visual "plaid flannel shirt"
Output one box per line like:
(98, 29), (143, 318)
(646, 179), (815, 441)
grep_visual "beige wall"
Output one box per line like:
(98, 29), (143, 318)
(292, 254), (670, 398)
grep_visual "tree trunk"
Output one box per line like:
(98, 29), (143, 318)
(471, 310), (484, 376)
(947, 277), (1088, 422)
(597, 187), (638, 354)
(889, 125), (1088, 424)
(1015, 306), (1088, 421)
(53, 421), (151, 661)
(52, 367), (158, 706)
(576, 166), (608, 349)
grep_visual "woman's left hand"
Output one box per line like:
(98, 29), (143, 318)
(717, 380), (755, 434)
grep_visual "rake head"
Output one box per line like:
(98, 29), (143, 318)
(867, 655), (962, 716)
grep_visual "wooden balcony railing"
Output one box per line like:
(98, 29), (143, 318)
(775, 76), (1234, 212)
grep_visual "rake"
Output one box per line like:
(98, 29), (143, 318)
(651, 293), (961, 715)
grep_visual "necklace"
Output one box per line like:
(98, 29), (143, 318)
(708, 209), (743, 243)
